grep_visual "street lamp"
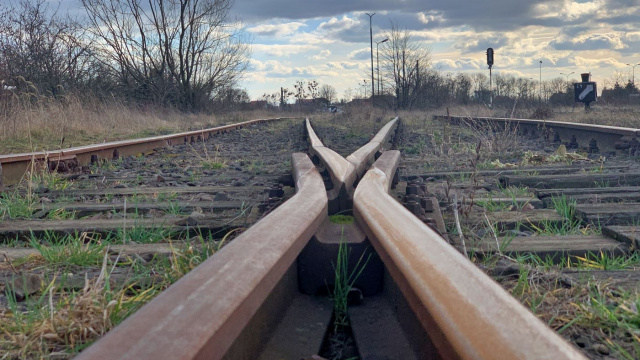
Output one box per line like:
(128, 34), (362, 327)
(365, 13), (375, 99)
(560, 71), (574, 91)
(560, 72), (574, 84)
(376, 38), (389, 96)
(539, 60), (542, 102)
(626, 63), (640, 87)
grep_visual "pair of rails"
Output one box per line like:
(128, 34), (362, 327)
(3, 116), (609, 359)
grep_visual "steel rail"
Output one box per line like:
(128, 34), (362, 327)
(346, 117), (398, 179)
(75, 152), (327, 360)
(434, 115), (640, 137)
(0, 117), (289, 185)
(305, 118), (357, 213)
(48, 116), (589, 358)
(304, 117), (398, 212)
(434, 114), (640, 152)
(353, 150), (587, 360)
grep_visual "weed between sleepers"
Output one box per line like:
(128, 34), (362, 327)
(320, 220), (370, 360)
(0, 191), (37, 219)
(481, 250), (640, 359)
(1, 229), (237, 358)
(29, 234), (106, 267)
(475, 193), (534, 212)
(332, 231), (370, 333)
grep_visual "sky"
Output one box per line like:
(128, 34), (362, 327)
(19, 0), (640, 100)
(231, 0), (640, 100)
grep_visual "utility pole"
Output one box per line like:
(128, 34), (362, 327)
(539, 60), (542, 103)
(402, 50), (406, 109)
(376, 38), (388, 96)
(365, 13), (375, 100)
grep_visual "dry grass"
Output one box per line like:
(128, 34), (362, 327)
(0, 236), (228, 358)
(0, 96), (293, 154)
(483, 257), (640, 360)
(442, 103), (640, 128)
(0, 253), (153, 359)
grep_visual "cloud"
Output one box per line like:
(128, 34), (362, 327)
(550, 33), (627, 50)
(348, 48), (371, 61)
(570, 56), (628, 69)
(252, 44), (318, 57)
(417, 11), (445, 25)
(247, 22), (306, 37)
(318, 16), (359, 32)
(310, 49), (331, 60)
(452, 33), (513, 53)
(326, 61), (365, 70)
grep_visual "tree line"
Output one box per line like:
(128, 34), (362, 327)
(0, 0), (249, 112)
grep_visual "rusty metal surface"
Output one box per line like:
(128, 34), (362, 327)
(435, 115), (640, 137)
(346, 117), (397, 179)
(305, 117), (398, 211)
(353, 150), (586, 360)
(75, 152), (327, 360)
(0, 118), (287, 184)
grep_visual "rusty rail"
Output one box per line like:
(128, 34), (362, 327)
(353, 150), (586, 359)
(65, 116), (586, 359)
(434, 114), (640, 152)
(305, 117), (398, 213)
(0, 117), (288, 185)
(75, 152), (327, 360)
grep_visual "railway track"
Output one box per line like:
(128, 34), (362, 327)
(2, 113), (640, 359)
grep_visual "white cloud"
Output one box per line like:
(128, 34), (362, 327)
(348, 48), (371, 61)
(570, 56), (627, 68)
(247, 22), (307, 37)
(252, 44), (318, 57)
(318, 16), (359, 32)
(310, 49), (331, 61)
(417, 11), (445, 25)
(290, 32), (336, 45)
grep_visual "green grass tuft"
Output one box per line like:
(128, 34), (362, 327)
(329, 215), (354, 224)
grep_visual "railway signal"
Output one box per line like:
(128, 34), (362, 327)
(574, 73), (597, 110)
(486, 47), (494, 68)
(486, 48), (494, 107)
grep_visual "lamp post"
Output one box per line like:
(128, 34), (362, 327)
(627, 63), (640, 88)
(560, 71), (574, 92)
(560, 72), (574, 85)
(376, 38), (388, 96)
(365, 13), (375, 99)
(539, 60), (542, 103)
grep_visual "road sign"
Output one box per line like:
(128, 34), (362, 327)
(574, 82), (597, 103)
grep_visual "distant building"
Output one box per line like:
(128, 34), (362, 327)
(295, 98), (330, 110)
(248, 100), (268, 109)
(348, 98), (372, 107)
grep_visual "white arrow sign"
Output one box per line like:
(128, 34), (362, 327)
(578, 84), (593, 100)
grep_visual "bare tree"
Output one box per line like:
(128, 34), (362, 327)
(293, 80), (307, 103)
(380, 21), (431, 109)
(0, 0), (91, 97)
(307, 80), (319, 99)
(341, 87), (354, 103)
(81, 0), (250, 110)
(318, 84), (337, 104)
